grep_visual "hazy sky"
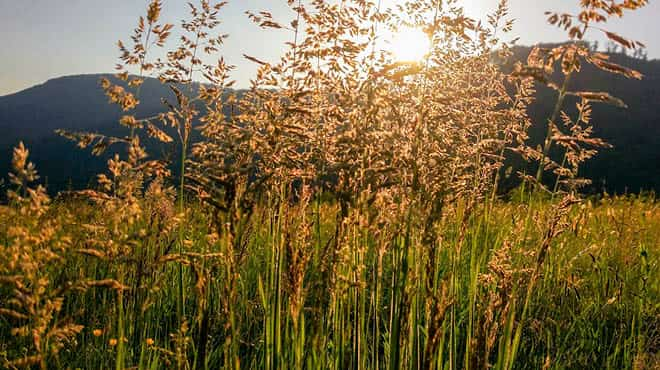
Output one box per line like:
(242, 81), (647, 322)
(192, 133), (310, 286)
(1, 0), (659, 96)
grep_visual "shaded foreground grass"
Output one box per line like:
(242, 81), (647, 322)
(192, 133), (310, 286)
(1, 190), (657, 369)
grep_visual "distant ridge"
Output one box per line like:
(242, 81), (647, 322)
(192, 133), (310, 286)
(505, 45), (660, 194)
(0, 74), (188, 193)
(0, 47), (659, 194)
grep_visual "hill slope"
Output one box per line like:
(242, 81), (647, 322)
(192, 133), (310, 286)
(509, 46), (660, 193)
(1, 48), (659, 194)
(0, 74), (193, 193)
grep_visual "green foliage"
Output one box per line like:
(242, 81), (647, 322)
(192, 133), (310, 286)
(1, 193), (658, 369)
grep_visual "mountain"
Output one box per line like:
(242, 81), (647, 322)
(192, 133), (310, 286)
(0, 74), (200, 193)
(0, 47), (659, 195)
(506, 45), (660, 194)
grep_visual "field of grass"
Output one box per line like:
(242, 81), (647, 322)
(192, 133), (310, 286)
(2, 0), (659, 369)
(1, 188), (658, 369)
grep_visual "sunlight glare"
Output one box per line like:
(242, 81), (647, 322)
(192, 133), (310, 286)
(389, 27), (431, 62)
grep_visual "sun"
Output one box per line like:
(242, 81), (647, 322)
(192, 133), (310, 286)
(388, 27), (431, 62)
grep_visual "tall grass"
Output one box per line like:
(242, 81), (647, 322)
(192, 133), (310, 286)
(1, 0), (657, 369)
(1, 177), (657, 368)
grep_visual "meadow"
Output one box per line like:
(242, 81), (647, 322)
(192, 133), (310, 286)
(1, 0), (658, 369)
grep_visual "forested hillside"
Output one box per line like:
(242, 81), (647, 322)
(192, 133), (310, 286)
(1, 46), (658, 194)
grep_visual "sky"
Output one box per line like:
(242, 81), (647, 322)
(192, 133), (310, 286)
(1, 0), (659, 96)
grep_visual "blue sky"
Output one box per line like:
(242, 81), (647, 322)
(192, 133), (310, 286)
(1, 0), (658, 96)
